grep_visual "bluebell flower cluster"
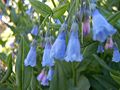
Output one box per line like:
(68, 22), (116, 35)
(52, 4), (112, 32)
(37, 67), (54, 86)
(24, 40), (37, 67)
(37, 68), (49, 86)
(92, 9), (116, 42)
(50, 23), (67, 60)
(31, 25), (39, 36)
(42, 40), (54, 67)
(64, 22), (83, 62)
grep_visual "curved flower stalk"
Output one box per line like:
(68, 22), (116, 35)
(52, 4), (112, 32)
(24, 40), (37, 67)
(42, 40), (54, 67)
(64, 22), (83, 62)
(112, 46), (120, 63)
(92, 9), (116, 42)
(97, 44), (104, 53)
(105, 37), (113, 50)
(47, 67), (54, 81)
(50, 23), (67, 60)
(31, 25), (39, 36)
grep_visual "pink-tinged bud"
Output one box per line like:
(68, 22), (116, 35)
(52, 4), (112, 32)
(82, 19), (90, 36)
(37, 69), (45, 82)
(105, 37), (113, 49)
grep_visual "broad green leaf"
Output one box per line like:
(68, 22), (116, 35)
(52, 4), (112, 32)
(68, 76), (90, 90)
(93, 75), (119, 89)
(29, 0), (52, 17)
(77, 75), (90, 90)
(50, 61), (68, 90)
(16, 36), (32, 90)
(53, 3), (69, 18)
(110, 72), (120, 85)
(30, 73), (37, 90)
(93, 54), (111, 71)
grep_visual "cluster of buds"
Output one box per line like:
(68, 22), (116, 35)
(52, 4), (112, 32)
(37, 67), (54, 86)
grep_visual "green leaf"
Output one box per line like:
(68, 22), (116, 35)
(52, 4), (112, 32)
(29, 0), (52, 17)
(110, 72), (120, 85)
(0, 54), (12, 83)
(53, 3), (69, 18)
(50, 61), (68, 90)
(16, 36), (32, 90)
(108, 11), (120, 25)
(77, 75), (90, 90)
(92, 75), (119, 89)
(68, 76), (90, 90)
(93, 54), (111, 71)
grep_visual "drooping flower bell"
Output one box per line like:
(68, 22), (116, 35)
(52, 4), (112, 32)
(24, 40), (37, 67)
(41, 74), (49, 86)
(92, 9), (116, 42)
(37, 69), (46, 82)
(37, 69), (49, 86)
(26, 7), (33, 16)
(97, 44), (104, 53)
(42, 39), (54, 67)
(82, 5), (90, 36)
(64, 22), (83, 62)
(47, 67), (54, 81)
(50, 23), (67, 60)
(105, 37), (113, 50)
(112, 46), (120, 62)
(31, 25), (39, 36)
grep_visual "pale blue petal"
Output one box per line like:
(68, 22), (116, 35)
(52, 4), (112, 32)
(41, 75), (49, 86)
(65, 22), (83, 62)
(47, 67), (54, 81)
(31, 25), (38, 36)
(97, 44), (104, 53)
(42, 42), (54, 67)
(24, 46), (36, 67)
(112, 48), (120, 62)
(92, 9), (116, 42)
(50, 31), (66, 60)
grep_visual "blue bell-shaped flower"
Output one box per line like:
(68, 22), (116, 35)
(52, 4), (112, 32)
(42, 40), (54, 67)
(112, 47), (120, 62)
(50, 23), (67, 60)
(47, 67), (54, 81)
(31, 25), (39, 36)
(24, 40), (37, 67)
(97, 44), (104, 53)
(26, 7), (33, 16)
(64, 22), (83, 62)
(41, 74), (49, 86)
(92, 9), (116, 42)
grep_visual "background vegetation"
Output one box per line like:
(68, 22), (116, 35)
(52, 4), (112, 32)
(0, 0), (120, 90)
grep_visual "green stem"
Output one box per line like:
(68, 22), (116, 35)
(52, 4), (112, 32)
(51, 0), (56, 7)
(72, 62), (77, 86)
